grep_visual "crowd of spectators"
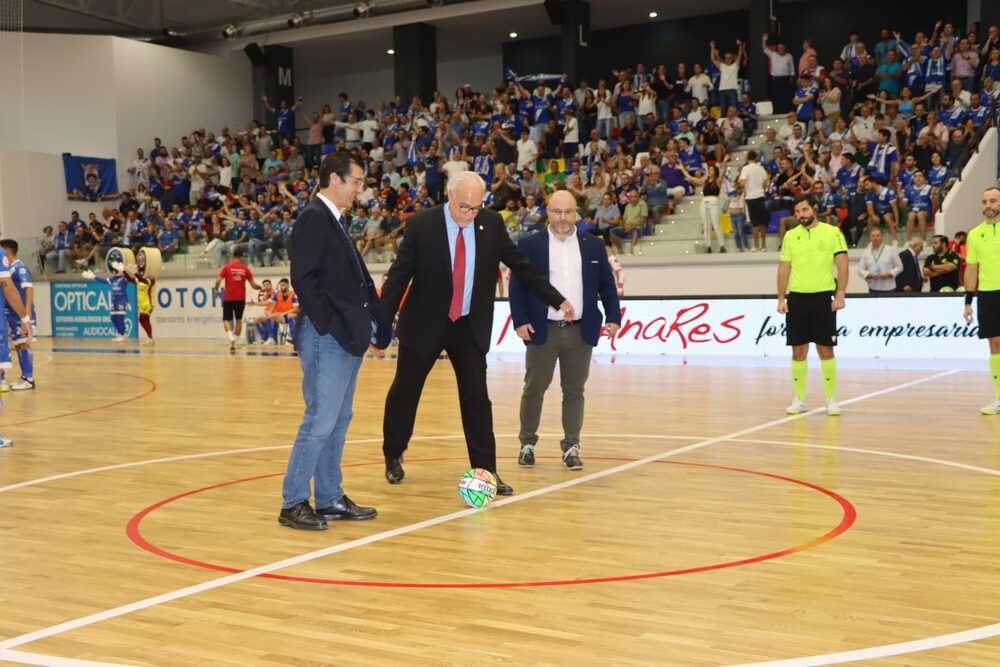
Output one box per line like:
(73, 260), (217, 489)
(38, 19), (1000, 275)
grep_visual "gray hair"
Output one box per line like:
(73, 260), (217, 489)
(446, 171), (486, 197)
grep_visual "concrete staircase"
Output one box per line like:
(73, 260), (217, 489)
(637, 113), (787, 257)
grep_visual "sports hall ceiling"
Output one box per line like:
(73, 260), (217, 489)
(23, 0), (749, 43)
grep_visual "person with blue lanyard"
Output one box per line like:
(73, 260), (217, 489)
(261, 96), (301, 143)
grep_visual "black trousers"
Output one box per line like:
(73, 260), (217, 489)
(770, 76), (794, 113)
(382, 317), (497, 472)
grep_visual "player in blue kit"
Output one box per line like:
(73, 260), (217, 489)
(82, 262), (131, 342)
(0, 240), (35, 390)
(0, 252), (31, 447)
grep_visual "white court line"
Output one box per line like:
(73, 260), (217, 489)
(0, 649), (127, 666)
(0, 434), (710, 495)
(730, 624), (1000, 667)
(0, 369), (957, 653)
(723, 436), (1000, 666)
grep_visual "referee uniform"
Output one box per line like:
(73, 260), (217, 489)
(781, 222), (847, 346)
(966, 218), (1000, 414)
(779, 220), (848, 414)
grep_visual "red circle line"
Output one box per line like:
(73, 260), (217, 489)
(126, 456), (857, 588)
(3, 372), (157, 427)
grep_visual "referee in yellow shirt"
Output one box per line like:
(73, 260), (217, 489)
(777, 195), (849, 416)
(962, 186), (1000, 414)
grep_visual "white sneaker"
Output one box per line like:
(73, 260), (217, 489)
(826, 400), (842, 416)
(981, 399), (1000, 415)
(141, 339), (155, 347)
(11, 377), (34, 391)
(0, 436), (12, 448)
(112, 335), (125, 342)
(785, 398), (807, 415)
(263, 338), (275, 346)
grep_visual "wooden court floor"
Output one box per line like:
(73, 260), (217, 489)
(3, 339), (1000, 666)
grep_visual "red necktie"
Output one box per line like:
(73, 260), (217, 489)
(449, 229), (466, 322)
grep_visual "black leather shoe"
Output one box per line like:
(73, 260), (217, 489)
(278, 501), (327, 531)
(316, 494), (377, 521)
(495, 474), (514, 496)
(385, 457), (405, 484)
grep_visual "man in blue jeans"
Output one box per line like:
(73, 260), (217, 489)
(280, 151), (391, 531)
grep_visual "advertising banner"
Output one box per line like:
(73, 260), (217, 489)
(50, 280), (138, 338)
(490, 296), (980, 359)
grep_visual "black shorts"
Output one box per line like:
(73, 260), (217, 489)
(786, 291), (837, 347)
(977, 290), (1000, 339)
(747, 197), (769, 228)
(222, 300), (246, 322)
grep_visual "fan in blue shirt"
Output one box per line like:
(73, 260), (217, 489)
(793, 80), (818, 122)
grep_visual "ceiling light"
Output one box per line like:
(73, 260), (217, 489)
(163, 27), (183, 38)
(387, 48), (395, 55)
(287, 13), (305, 28)
(648, 11), (658, 18)
(509, 32), (518, 38)
(221, 24), (240, 40)
(353, 1), (371, 18)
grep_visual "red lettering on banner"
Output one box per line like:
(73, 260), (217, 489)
(688, 323), (712, 343)
(715, 315), (745, 343)
(497, 313), (514, 344)
(496, 304), (746, 351)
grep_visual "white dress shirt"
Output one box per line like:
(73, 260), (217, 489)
(546, 228), (583, 321)
(316, 192), (343, 221)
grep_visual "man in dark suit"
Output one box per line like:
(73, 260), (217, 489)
(279, 151), (391, 531)
(379, 171), (575, 495)
(896, 237), (925, 293)
(510, 190), (622, 471)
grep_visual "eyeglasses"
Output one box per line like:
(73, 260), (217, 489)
(456, 202), (486, 214)
(341, 174), (365, 187)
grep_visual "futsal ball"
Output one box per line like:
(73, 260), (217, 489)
(458, 468), (497, 508)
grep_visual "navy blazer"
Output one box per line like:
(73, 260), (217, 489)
(509, 230), (621, 347)
(290, 196), (390, 356)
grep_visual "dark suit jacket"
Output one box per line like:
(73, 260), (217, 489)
(509, 230), (622, 346)
(290, 196), (390, 356)
(895, 248), (923, 292)
(381, 204), (565, 354)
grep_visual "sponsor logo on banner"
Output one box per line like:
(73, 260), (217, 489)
(490, 296), (982, 359)
(150, 278), (231, 338)
(50, 281), (138, 338)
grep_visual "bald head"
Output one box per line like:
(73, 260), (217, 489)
(446, 171), (487, 226)
(546, 189), (578, 239)
(548, 189), (576, 211)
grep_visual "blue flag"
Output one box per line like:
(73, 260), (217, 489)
(63, 153), (119, 201)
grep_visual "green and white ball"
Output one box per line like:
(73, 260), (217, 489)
(458, 468), (497, 508)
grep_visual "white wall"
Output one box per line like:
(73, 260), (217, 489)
(111, 38), (252, 187)
(0, 33), (118, 158)
(937, 128), (999, 238)
(0, 33), (252, 244)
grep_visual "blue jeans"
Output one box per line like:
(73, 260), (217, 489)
(729, 211), (747, 251)
(718, 89), (739, 115)
(281, 315), (364, 509)
(655, 99), (670, 123)
(597, 118), (612, 139)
